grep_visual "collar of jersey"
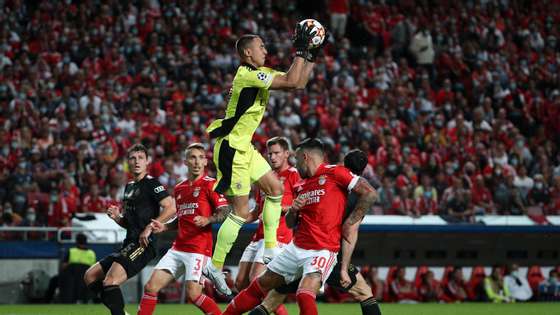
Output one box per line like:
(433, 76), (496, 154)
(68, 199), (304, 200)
(241, 62), (257, 70)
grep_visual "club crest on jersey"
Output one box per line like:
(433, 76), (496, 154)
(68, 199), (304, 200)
(318, 175), (326, 185)
(193, 187), (201, 197)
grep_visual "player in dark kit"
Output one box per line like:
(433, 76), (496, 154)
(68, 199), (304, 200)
(83, 144), (176, 315)
(249, 149), (382, 315)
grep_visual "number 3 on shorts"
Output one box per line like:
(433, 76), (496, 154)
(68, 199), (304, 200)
(194, 258), (202, 271)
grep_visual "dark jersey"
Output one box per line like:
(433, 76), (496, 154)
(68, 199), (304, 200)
(122, 175), (169, 245)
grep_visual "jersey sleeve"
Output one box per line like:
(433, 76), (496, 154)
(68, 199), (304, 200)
(332, 166), (359, 192)
(244, 67), (284, 90)
(149, 178), (170, 202)
(282, 170), (302, 207)
(208, 181), (228, 210)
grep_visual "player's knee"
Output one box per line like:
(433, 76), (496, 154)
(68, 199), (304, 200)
(143, 281), (160, 294)
(269, 182), (284, 197)
(102, 276), (120, 287)
(186, 290), (202, 303)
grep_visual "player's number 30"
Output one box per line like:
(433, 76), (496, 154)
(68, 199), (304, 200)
(311, 256), (327, 269)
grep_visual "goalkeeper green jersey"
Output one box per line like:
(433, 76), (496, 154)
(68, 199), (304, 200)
(207, 63), (284, 151)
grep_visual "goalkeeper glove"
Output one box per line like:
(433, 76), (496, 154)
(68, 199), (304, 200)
(293, 23), (316, 58)
(306, 32), (329, 63)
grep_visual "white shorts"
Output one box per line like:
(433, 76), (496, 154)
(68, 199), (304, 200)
(154, 249), (210, 283)
(239, 239), (288, 264)
(267, 242), (337, 285)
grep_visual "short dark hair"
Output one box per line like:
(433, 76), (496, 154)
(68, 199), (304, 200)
(127, 144), (149, 159)
(267, 137), (291, 151)
(76, 233), (87, 245)
(344, 149), (368, 175)
(296, 138), (324, 154)
(236, 34), (259, 58)
(185, 143), (205, 156)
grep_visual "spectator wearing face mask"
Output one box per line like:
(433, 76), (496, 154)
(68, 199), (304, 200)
(503, 264), (533, 302)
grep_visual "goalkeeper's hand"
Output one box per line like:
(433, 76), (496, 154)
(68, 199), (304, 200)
(306, 32), (329, 63)
(293, 23), (316, 58)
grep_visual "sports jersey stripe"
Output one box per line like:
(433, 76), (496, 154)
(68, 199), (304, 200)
(208, 87), (259, 138)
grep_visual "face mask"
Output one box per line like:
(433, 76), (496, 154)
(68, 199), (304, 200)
(535, 182), (543, 189)
(191, 116), (200, 124)
(446, 168), (454, 175)
(424, 190), (432, 199)
(27, 214), (36, 222)
(388, 163), (397, 172)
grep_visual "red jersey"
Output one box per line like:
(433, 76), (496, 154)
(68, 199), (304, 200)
(293, 164), (359, 252)
(252, 167), (300, 243)
(172, 175), (228, 256)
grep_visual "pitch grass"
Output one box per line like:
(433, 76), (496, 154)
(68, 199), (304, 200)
(0, 303), (559, 315)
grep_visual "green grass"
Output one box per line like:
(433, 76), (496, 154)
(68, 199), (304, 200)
(0, 303), (559, 315)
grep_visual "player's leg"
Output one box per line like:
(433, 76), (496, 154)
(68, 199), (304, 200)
(101, 262), (128, 315)
(209, 139), (250, 272)
(138, 269), (175, 315)
(248, 289), (289, 315)
(254, 151), (283, 262)
(84, 262), (106, 298)
(296, 273), (322, 315)
(223, 269), (286, 315)
(178, 252), (222, 315)
(348, 272), (382, 315)
(186, 280), (222, 315)
(236, 261), (254, 291)
(225, 243), (299, 315)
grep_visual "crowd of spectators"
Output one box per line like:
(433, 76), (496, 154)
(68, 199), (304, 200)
(2, 0), (560, 236)
(321, 264), (560, 303)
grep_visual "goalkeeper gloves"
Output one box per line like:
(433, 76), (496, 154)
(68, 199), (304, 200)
(293, 23), (316, 58)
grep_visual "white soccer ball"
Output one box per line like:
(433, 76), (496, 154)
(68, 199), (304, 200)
(298, 19), (326, 49)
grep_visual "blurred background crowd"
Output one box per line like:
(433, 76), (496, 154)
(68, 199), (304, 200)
(1, 0), (560, 235)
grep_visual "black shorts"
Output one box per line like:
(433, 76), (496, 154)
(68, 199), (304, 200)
(99, 241), (156, 279)
(275, 263), (359, 294)
(325, 263), (359, 292)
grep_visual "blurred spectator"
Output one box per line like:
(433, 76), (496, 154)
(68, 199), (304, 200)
(538, 269), (560, 301)
(417, 270), (444, 302)
(484, 266), (513, 303)
(440, 177), (474, 223)
(391, 186), (417, 217)
(329, 0), (349, 38)
(443, 267), (468, 302)
(494, 174), (527, 215)
(409, 23), (434, 79)
(503, 264), (532, 302)
(471, 175), (495, 215)
(389, 266), (419, 302)
(81, 184), (106, 213)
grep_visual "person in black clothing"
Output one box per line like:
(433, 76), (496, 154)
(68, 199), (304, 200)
(249, 149), (382, 315)
(83, 144), (176, 315)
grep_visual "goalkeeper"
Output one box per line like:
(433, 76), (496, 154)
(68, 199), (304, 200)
(204, 23), (326, 295)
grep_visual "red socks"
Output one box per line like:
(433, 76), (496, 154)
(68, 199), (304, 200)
(274, 304), (289, 315)
(296, 289), (317, 315)
(224, 280), (266, 315)
(137, 292), (158, 315)
(192, 294), (222, 315)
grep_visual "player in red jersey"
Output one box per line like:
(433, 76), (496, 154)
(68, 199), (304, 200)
(223, 139), (377, 315)
(137, 143), (230, 315)
(236, 137), (299, 315)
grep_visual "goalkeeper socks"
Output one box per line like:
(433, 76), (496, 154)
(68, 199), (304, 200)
(360, 297), (382, 315)
(296, 289), (318, 315)
(138, 292), (158, 315)
(87, 280), (103, 296)
(101, 285), (125, 315)
(192, 294), (222, 315)
(212, 213), (246, 267)
(262, 195), (282, 249)
(248, 305), (270, 315)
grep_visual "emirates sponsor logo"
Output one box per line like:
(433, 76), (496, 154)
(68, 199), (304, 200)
(298, 189), (325, 205)
(178, 202), (198, 216)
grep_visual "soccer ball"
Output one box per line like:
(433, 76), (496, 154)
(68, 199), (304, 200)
(298, 19), (326, 49)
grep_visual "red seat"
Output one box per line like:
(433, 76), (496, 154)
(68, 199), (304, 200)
(527, 265), (545, 292)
